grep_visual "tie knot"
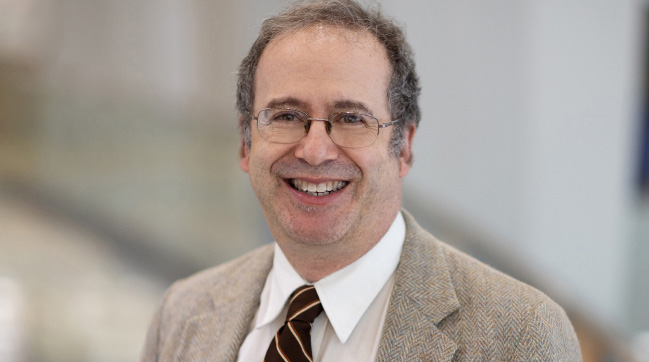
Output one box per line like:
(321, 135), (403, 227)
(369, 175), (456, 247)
(286, 285), (323, 324)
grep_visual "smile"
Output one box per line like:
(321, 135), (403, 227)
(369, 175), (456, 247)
(290, 179), (349, 197)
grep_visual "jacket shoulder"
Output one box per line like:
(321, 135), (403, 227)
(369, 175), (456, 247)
(439, 238), (582, 360)
(140, 244), (274, 362)
(162, 243), (273, 321)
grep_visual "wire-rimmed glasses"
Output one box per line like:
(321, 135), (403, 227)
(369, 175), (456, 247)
(251, 108), (401, 148)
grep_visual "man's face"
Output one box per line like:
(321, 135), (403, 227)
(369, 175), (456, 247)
(240, 26), (414, 252)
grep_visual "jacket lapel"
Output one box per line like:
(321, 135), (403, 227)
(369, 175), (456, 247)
(376, 211), (460, 362)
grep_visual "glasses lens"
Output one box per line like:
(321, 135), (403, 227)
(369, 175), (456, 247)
(329, 112), (379, 148)
(256, 109), (381, 147)
(257, 108), (308, 144)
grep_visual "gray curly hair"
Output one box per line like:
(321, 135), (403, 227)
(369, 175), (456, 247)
(236, 0), (420, 161)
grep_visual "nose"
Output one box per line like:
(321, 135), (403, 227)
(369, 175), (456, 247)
(294, 120), (339, 165)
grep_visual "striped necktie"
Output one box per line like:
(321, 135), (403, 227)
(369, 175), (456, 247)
(264, 285), (324, 362)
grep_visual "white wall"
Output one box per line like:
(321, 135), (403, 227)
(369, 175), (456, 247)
(382, 0), (644, 331)
(521, 0), (641, 327)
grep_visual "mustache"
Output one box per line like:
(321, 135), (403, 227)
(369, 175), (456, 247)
(271, 158), (360, 180)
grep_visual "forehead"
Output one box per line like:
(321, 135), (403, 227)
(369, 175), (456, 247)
(254, 25), (391, 113)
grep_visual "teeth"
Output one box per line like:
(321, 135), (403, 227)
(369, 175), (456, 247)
(290, 179), (348, 196)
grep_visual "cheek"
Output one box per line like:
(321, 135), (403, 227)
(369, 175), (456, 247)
(353, 153), (399, 187)
(249, 156), (274, 189)
(244, 148), (268, 186)
(247, 143), (289, 180)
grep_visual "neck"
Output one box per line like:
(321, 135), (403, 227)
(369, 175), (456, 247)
(277, 211), (397, 283)
(283, 243), (370, 283)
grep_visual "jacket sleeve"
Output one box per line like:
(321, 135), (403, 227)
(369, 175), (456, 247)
(512, 299), (582, 361)
(140, 285), (176, 362)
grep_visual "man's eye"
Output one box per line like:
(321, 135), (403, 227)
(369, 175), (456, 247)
(338, 113), (364, 124)
(272, 111), (302, 122)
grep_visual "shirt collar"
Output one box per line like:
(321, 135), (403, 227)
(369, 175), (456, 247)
(255, 211), (406, 343)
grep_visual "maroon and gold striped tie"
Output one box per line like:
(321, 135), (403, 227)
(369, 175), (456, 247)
(264, 285), (324, 362)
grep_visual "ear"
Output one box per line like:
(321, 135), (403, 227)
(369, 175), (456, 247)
(239, 116), (250, 173)
(240, 140), (250, 173)
(398, 123), (416, 178)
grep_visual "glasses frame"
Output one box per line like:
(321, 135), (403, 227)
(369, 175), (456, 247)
(250, 107), (402, 148)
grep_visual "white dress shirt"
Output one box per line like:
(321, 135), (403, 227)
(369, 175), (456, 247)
(236, 212), (406, 362)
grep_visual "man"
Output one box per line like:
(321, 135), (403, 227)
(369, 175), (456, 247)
(141, 1), (582, 361)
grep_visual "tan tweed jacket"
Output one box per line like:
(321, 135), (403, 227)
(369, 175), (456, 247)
(140, 211), (582, 361)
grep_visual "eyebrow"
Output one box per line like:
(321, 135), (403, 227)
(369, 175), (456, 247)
(265, 97), (373, 115)
(331, 100), (373, 115)
(265, 97), (309, 110)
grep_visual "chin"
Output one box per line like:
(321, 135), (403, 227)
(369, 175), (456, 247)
(288, 228), (344, 245)
(266, 202), (359, 246)
(284, 220), (352, 246)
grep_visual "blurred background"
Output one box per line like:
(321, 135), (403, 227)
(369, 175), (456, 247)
(0, 0), (647, 361)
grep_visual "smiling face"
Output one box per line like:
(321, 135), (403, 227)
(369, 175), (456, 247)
(240, 25), (414, 263)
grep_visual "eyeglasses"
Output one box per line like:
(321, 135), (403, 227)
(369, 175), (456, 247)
(251, 108), (401, 148)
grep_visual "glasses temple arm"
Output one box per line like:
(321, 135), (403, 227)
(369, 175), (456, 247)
(378, 119), (402, 128)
